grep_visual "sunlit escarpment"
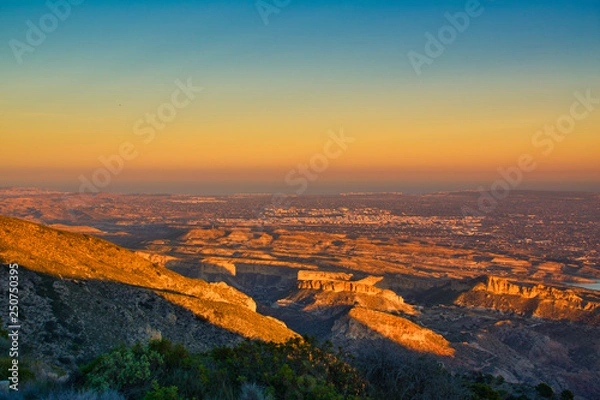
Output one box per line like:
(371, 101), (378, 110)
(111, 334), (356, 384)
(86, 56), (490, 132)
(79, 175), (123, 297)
(0, 189), (598, 398)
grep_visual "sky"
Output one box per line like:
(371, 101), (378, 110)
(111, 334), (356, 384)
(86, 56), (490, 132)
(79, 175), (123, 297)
(1, 0), (599, 194)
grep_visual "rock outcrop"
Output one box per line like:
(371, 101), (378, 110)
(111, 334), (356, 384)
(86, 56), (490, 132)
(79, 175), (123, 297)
(297, 271), (354, 282)
(135, 251), (178, 267)
(455, 276), (600, 325)
(332, 307), (454, 357)
(278, 271), (415, 315)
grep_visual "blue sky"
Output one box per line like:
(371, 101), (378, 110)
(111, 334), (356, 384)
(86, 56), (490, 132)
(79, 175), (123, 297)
(1, 0), (599, 194)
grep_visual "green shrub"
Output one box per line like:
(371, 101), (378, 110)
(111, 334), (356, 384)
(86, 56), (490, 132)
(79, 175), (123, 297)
(80, 337), (366, 400)
(76, 337), (569, 400)
(471, 383), (502, 400)
(81, 342), (164, 397)
(356, 344), (467, 399)
(209, 337), (367, 399)
(143, 381), (179, 400)
(0, 356), (35, 383)
(535, 383), (554, 398)
(560, 389), (574, 400)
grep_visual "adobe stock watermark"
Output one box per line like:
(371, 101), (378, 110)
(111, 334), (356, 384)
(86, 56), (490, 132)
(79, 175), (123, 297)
(255, 0), (291, 25)
(462, 89), (599, 226)
(9, 0), (85, 65)
(6, 263), (20, 392)
(407, 0), (495, 76)
(78, 77), (203, 194)
(251, 128), (355, 228)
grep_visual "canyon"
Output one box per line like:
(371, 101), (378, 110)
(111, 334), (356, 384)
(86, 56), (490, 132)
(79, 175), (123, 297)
(0, 189), (598, 398)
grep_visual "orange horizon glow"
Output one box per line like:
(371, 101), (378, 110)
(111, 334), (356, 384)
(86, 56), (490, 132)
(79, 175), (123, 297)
(1, 1), (599, 193)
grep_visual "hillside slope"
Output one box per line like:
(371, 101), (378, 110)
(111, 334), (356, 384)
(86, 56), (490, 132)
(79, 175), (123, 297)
(0, 216), (297, 365)
(333, 307), (455, 357)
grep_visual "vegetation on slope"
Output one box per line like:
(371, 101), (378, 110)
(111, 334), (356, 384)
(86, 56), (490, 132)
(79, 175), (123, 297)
(78, 337), (367, 400)
(0, 336), (574, 400)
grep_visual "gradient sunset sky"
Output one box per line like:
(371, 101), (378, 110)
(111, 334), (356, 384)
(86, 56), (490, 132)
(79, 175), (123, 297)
(1, 0), (599, 194)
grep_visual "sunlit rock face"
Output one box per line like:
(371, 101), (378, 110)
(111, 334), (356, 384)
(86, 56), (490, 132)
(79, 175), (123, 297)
(0, 216), (298, 371)
(455, 276), (600, 325)
(278, 271), (415, 315)
(332, 307), (455, 357)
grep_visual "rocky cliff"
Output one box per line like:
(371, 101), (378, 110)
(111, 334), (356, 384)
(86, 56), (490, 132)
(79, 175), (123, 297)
(297, 271), (354, 281)
(278, 271), (415, 315)
(455, 276), (600, 325)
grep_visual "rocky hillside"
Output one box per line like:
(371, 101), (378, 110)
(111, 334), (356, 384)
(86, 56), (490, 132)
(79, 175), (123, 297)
(455, 276), (600, 325)
(0, 216), (297, 368)
(277, 271), (415, 315)
(0, 266), (245, 374)
(332, 307), (455, 357)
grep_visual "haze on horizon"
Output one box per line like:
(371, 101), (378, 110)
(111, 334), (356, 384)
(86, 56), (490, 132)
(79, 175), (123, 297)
(1, 0), (599, 195)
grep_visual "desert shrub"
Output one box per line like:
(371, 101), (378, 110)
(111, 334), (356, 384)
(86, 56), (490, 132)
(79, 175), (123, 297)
(82, 338), (212, 399)
(470, 383), (502, 400)
(560, 389), (574, 400)
(143, 381), (179, 400)
(78, 336), (565, 400)
(81, 342), (164, 397)
(535, 383), (554, 398)
(80, 337), (366, 400)
(145, 339), (209, 398)
(208, 337), (367, 399)
(0, 356), (35, 384)
(355, 342), (467, 399)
